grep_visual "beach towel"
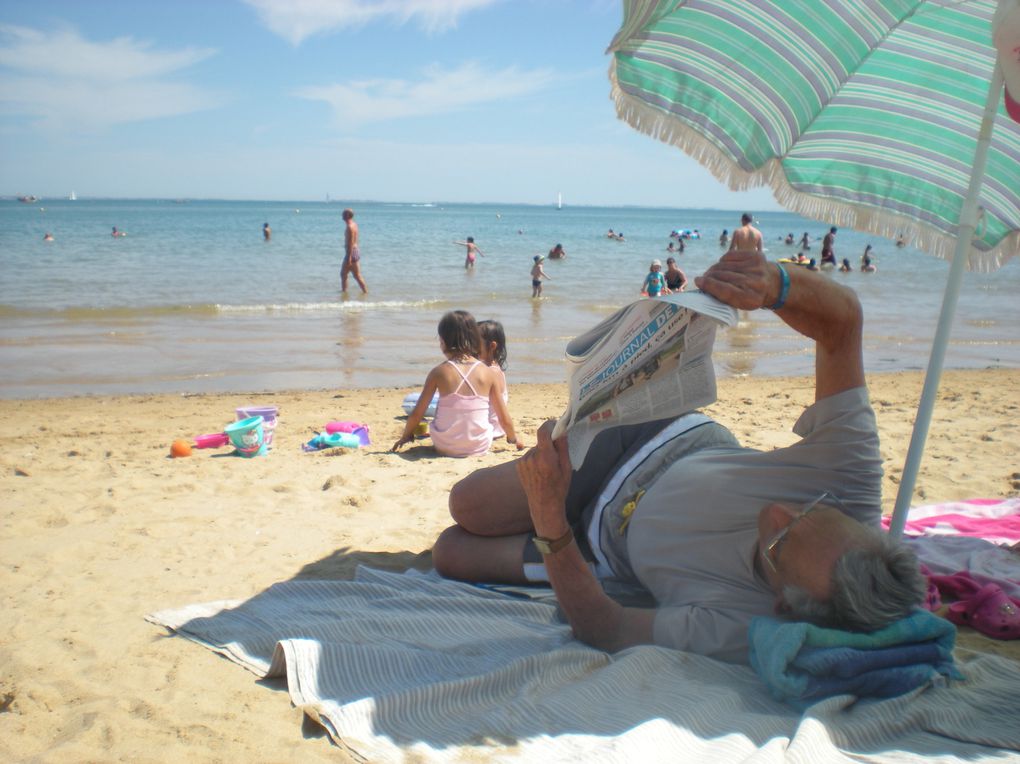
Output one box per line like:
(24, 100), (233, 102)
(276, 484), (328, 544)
(148, 567), (1020, 763)
(893, 499), (1020, 598)
(748, 610), (961, 710)
(882, 498), (1020, 546)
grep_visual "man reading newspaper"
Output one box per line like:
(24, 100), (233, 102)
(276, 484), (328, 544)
(432, 250), (925, 663)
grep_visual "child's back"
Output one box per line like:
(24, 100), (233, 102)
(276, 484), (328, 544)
(430, 358), (495, 457)
(392, 310), (522, 456)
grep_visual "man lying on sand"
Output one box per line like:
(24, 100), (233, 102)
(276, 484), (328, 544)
(433, 251), (926, 663)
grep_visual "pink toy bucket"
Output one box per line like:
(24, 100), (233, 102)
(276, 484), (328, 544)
(236, 406), (278, 449)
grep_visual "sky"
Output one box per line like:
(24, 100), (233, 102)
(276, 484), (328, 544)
(0, 0), (780, 209)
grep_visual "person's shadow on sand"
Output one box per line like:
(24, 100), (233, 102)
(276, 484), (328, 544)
(293, 546), (432, 580)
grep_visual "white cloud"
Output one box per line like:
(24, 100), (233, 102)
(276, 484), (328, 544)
(243, 0), (499, 44)
(0, 24), (218, 130)
(295, 61), (555, 127)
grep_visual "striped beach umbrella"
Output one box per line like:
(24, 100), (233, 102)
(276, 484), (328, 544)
(607, 0), (1020, 534)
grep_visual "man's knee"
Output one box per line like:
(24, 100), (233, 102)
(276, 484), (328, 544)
(432, 525), (470, 580)
(447, 474), (475, 526)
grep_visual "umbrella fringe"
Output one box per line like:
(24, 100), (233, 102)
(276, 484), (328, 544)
(610, 66), (1018, 273)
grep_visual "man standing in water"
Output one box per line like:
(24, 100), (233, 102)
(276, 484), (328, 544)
(728, 212), (763, 254)
(341, 208), (367, 294)
(821, 227), (838, 267)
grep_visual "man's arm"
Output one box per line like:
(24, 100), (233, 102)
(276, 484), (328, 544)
(695, 251), (864, 401)
(516, 422), (655, 652)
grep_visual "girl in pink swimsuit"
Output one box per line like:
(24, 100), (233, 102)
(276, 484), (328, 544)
(392, 311), (524, 457)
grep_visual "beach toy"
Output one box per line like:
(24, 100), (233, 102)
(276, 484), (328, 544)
(170, 439), (193, 458)
(402, 391), (438, 418)
(303, 431), (360, 451)
(414, 422), (430, 439)
(224, 415), (266, 458)
(325, 421), (371, 446)
(236, 406), (278, 449)
(321, 431), (361, 448)
(194, 432), (230, 449)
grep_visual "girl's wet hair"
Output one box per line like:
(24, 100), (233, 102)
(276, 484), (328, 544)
(477, 319), (507, 369)
(438, 310), (481, 358)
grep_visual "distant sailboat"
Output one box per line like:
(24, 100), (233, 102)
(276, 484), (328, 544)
(69, 190), (77, 201)
(557, 191), (562, 210)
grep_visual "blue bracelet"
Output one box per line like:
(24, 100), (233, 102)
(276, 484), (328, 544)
(768, 262), (790, 311)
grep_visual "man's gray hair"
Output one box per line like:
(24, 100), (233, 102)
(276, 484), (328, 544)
(783, 528), (927, 631)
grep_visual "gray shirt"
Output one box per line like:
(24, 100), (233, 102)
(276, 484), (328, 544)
(607, 387), (882, 663)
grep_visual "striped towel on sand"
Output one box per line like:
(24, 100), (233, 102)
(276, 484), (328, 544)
(147, 567), (1020, 763)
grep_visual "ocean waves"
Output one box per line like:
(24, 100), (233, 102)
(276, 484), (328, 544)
(0, 298), (450, 321)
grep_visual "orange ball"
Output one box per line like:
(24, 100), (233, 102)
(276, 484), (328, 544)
(170, 439), (193, 458)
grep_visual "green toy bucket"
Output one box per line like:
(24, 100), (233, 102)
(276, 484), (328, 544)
(236, 406), (278, 449)
(224, 415), (265, 458)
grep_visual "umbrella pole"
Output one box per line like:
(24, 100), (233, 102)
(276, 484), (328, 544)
(888, 62), (1006, 539)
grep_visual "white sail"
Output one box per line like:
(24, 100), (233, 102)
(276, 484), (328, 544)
(69, 190), (77, 201)
(557, 191), (562, 210)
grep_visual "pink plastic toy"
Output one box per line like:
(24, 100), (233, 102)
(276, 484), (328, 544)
(324, 421), (371, 446)
(194, 432), (230, 449)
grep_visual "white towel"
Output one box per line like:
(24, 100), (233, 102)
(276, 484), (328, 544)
(148, 567), (1020, 763)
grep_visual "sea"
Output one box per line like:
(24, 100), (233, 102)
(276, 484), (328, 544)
(1, 198), (1017, 399)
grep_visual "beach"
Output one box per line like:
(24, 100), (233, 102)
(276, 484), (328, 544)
(2, 368), (1018, 761)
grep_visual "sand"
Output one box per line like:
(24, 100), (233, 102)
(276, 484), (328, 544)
(1, 369), (1018, 761)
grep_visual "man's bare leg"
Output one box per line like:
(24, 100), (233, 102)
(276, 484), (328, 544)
(350, 262), (368, 293)
(448, 458), (534, 536)
(432, 526), (530, 583)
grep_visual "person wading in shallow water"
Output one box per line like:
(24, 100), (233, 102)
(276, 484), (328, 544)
(341, 208), (367, 294)
(728, 213), (763, 254)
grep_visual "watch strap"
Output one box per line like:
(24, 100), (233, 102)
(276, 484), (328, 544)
(533, 528), (574, 555)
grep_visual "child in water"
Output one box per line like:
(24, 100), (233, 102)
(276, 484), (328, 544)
(478, 319), (513, 440)
(392, 310), (524, 457)
(454, 237), (484, 269)
(642, 259), (668, 297)
(531, 255), (552, 297)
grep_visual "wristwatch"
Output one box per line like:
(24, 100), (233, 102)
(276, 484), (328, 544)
(532, 528), (574, 555)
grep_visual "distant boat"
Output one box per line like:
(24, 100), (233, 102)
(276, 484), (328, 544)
(17, 195), (39, 203)
(69, 190), (77, 201)
(557, 191), (562, 210)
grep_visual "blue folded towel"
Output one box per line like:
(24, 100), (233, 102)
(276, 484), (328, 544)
(748, 609), (963, 709)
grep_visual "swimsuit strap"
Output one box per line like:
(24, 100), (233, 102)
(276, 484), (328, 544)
(445, 359), (482, 395)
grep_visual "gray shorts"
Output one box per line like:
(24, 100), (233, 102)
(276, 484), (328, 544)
(523, 417), (676, 565)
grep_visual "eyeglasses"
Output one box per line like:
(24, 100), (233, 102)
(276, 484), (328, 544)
(760, 491), (847, 575)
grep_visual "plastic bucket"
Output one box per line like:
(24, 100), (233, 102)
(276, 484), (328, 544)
(236, 406), (277, 449)
(225, 415), (265, 458)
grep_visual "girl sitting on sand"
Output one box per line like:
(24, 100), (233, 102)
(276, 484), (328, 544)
(393, 311), (524, 457)
(478, 319), (513, 440)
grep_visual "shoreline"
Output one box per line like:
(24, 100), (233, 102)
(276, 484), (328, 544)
(2, 368), (1018, 760)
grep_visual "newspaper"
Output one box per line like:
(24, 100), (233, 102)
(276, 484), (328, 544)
(552, 291), (738, 468)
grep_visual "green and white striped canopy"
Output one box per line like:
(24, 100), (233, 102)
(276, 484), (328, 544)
(608, 0), (1020, 271)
